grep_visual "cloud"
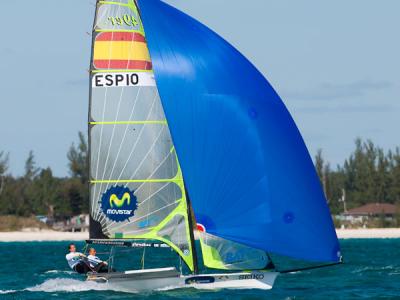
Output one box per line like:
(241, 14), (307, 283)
(282, 79), (393, 101)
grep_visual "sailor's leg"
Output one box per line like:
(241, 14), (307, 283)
(83, 263), (91, 274)
(98, 264), (109, 273)
(74, 262), (86, 274)
(74, 262), (92, 274)
(93, 262), (107, 272)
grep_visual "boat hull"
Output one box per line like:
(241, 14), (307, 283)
(86, 267), (278, 292)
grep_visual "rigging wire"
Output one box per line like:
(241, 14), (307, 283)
(141, 245), (146, 270)
(108, 246), (115, 273)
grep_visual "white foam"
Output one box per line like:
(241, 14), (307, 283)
(155, 285), (184, 292)
(0, 289), (18, 294)
(44, 270), (75, 275)
(26, 278), (108, 293)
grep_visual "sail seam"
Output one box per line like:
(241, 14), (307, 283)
(99, 1), (130, 7)
(92, 69), (153, 73)
(90, 121), (167, 125)
(95, 29), (142, 33)
(90, 178), (180, 184)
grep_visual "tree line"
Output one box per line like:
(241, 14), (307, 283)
(0, 133), (88, 219)
(0, 135), (399, 219)
(315, 138), (400, 215)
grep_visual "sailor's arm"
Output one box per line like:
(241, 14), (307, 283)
(88, 255), (107, 265)
(73, 252), (87, 260)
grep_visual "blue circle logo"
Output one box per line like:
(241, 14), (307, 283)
(101, 186), (137, 222)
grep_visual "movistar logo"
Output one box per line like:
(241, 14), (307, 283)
(101, 186), (137, 222)
(110, 192), (131, 208)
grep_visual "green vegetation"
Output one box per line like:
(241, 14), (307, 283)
(315, 138), (400, 215)
(0, 135), (398, 222)
(0, 132), (88, 220)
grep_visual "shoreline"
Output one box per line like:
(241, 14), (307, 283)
(336, 228), (400, 239)
(0, 230), (88, 242)
(0, 228), (399, 242)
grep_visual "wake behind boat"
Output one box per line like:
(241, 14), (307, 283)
(76, 0), (342, 292)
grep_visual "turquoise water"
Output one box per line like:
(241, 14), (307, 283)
(0, 239), (399, 299)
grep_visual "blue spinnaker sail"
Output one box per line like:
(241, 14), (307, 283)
(138, 0), (340, 263)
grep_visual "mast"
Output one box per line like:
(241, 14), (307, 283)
(185, 186), (199, 274)
(87, 0), (98, 239)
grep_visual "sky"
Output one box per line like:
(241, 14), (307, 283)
(0, 0), (399, 176)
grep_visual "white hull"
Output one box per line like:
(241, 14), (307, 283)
(87, 267), (278, 292)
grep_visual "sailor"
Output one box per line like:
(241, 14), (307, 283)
(87, 247), (109, 273)
(65, 243), (90, 274)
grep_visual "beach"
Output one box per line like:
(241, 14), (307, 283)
(0, 228), (400, 242)
(0, 229), (88, 242)
(336, 228), (400, 239)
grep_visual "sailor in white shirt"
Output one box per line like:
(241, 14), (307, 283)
(65, 243), (90, 274)
(87, 248), (109, 273)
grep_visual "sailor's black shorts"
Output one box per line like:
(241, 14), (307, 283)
(73, 262), (90, 274)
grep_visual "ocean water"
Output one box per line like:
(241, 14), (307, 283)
(0, 239), (399, 299)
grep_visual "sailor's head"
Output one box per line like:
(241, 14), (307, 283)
(89, 248), (96, 255)
(68, 243), (76, 253)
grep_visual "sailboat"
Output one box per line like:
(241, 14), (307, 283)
(85, 0), (341, 292)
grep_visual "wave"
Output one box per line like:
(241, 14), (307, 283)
(155, 285), (184, 292)
(44, 270), (75, 275)
(351, 265), (396, 274)
(1, 278), (120, 295)
(0, 289), (18, 294)
(26, 278), (108, 293)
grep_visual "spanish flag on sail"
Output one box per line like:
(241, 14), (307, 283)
(93, 32), (152, 70)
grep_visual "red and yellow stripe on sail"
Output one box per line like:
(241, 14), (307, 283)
(93, 32), (152, 70)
